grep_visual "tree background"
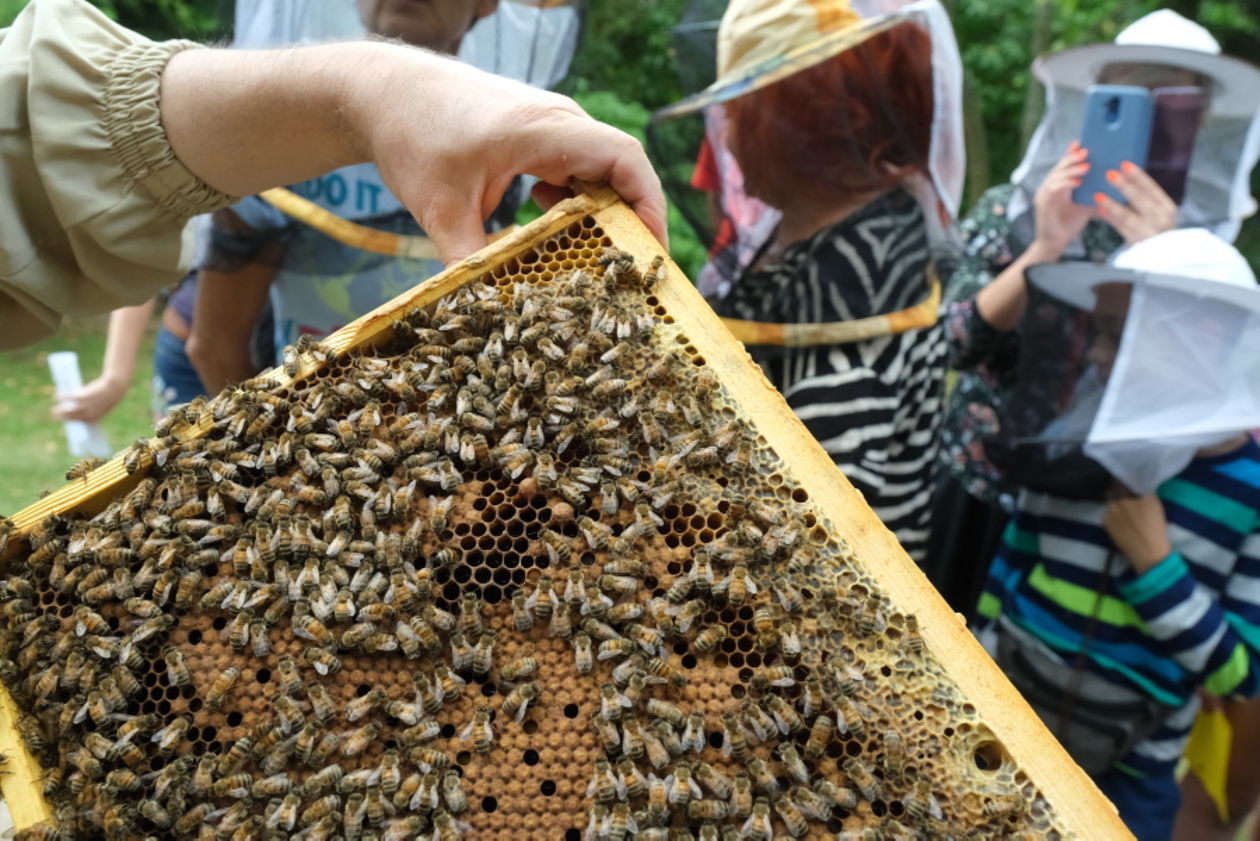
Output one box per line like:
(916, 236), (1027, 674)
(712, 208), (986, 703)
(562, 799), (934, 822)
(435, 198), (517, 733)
(2, 0), (1257, 265)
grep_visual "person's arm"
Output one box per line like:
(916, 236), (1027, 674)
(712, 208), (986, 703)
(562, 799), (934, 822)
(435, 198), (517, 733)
(51, 299), (156, 423)
(159, 41), (667, 263)
(1107, 496), (1260, 698)
(975, 144), (1093, 332)
(186, 264), (276, 394)
(1, 0), (666, 350)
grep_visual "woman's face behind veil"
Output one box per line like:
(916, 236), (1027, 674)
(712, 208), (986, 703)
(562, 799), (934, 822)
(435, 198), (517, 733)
(1087, 282), (1132, 383)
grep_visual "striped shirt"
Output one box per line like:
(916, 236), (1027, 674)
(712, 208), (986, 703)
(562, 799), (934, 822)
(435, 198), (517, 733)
(975, 439), (1260, 776)
(712, 190), (945, 561)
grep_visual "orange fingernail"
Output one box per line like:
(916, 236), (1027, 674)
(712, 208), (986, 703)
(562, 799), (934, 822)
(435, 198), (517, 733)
(1094, 192), (1108, 208)
(1069, 140), (1080, 152)
(1121, 160), (1137, 174)
(1106, 170), (1120, 184)
(1071, 177), (1082, 187)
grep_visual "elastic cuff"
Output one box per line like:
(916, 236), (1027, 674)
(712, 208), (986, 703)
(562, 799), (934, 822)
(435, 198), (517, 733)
(103, 40), (235, 219)
(1119, 552), (1188, 605)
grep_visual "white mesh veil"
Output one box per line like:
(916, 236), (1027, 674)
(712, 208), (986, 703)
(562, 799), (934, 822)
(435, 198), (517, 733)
(649, 0), (965, 300)
(1009, 11), (1260, 243)
(459, 1), (581, 88)
(232, 0), (580, 89)
(1021, 229), (1260, 495)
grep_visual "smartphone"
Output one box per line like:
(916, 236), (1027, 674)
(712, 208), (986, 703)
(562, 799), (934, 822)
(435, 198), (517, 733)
(1072, 85), (1153, 207)
(1146, 86), (1205, 205)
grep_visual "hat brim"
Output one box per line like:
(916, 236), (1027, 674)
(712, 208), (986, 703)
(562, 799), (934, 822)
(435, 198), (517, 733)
(1027, 263), (1138, 311)
(1036, 43), (1260, 119)
(1028, 261), (1260, 312)
(651, 10), (909, 122)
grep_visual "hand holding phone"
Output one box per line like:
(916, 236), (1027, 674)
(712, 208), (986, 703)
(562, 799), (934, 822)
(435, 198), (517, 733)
(1093, 161), (1178, 245)
(1072, 85), (1153, 207)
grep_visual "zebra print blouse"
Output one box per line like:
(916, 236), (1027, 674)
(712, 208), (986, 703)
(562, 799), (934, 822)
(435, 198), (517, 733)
(711, 189), (945, 562)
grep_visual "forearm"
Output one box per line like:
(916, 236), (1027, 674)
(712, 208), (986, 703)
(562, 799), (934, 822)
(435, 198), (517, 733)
(161, 42), (422, 198)
(1120, 554), (1260, 696)
(974, 242), (1058, 332)
(187, 265), (274, 393)
(101, 299), (157, 387)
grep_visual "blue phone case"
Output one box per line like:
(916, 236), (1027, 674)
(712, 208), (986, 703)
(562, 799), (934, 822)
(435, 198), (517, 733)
(1072, 85), (1154, 206)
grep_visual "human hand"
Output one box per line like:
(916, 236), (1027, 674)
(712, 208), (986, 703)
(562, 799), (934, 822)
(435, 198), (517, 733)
(52, 376), (127, 423)
(1093, 161), (1177, 245)
(344, 49), (668, 264)
(1103, 493), (1172, 574)
(1029, 142), (1095, 261)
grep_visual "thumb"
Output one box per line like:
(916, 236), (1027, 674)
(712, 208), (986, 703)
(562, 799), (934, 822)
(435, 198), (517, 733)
(417, 200), (489, 268)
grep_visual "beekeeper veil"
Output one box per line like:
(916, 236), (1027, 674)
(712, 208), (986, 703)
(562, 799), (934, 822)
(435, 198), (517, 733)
(648, 0), (964, 300)
(994, 229), (1260, 497)
(233, 0), (580, 88)
(1010, 10), (1260, 243)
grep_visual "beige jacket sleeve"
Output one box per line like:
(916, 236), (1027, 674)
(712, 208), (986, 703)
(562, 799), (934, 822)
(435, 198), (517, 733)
(0, 0), (235, 349)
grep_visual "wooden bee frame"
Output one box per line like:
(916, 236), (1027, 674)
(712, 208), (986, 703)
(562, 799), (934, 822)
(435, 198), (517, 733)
(0, 184), (1132, 839)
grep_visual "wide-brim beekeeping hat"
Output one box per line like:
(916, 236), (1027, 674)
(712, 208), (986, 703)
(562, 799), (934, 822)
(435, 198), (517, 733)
(653, 0), (965, 220)
(1019, 228), (1260, 494)
(1010, 9), (1260, 242)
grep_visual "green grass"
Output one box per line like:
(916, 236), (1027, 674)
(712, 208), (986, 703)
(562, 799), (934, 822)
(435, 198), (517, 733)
(0, 316), (158, 516)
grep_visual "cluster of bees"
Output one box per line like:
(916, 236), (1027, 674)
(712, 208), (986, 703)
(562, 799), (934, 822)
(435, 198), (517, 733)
(0, 236), (1046, 841)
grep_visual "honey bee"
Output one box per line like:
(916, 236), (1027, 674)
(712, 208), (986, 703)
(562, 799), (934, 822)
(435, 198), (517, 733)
(668, 764), (703, 806)
(150, 715), (190, 756)
(598, 638), (636, 661)
(599, 682), (632, 721)
(901, 779), (941, 822)
(835, 696), (868, 740)
(205, 666), (240, 709)
(510, 590), (534, 631)
(472, 630), (497, 675)
(346, 687), (387, 723)
(501, 680), (539, 723)
(645, 655), (687, 689)
(574, 630), (592, 675)
(587, 711), (620, 755)
(687, 799), (730, 821)
(449, 630), (473, 671)
(305, 646), (342, 676)
(809, 778), (856, 813)
(693, 624), (727, 654)
(842, 757), (881, 802)
(162, 647), (190, 687)
(525, 574), (558, 621)
(459, 705), (494, 755)
(434, 661), (467, 702)
(440, 768), (467, 814)
(341, 722), (383, 758)
(586, 757), (625, 804)
(903, 614), (925, 655)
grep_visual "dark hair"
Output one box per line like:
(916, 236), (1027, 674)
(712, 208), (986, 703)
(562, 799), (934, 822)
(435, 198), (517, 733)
(724, 21), (935, 203)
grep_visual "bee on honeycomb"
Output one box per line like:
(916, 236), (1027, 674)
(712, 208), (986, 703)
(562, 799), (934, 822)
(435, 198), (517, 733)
(0, 222), (1063, 841)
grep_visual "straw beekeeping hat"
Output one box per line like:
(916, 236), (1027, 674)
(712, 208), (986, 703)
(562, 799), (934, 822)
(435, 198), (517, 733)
(653, 0), (965, 220)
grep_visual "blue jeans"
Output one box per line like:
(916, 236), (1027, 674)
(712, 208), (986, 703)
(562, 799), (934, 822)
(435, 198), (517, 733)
(1095, 767), (1181, 841)
(152, 326), (206, 416)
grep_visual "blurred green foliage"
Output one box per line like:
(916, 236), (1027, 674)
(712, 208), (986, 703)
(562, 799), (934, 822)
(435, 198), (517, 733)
(2, 0), (1256, 263)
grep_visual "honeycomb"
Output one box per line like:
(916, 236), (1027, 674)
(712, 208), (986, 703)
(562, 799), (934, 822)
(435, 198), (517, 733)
(0, 191), (1123, 841)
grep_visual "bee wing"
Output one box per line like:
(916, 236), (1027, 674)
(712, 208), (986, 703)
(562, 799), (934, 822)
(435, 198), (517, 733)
(458, 720), (474, 742)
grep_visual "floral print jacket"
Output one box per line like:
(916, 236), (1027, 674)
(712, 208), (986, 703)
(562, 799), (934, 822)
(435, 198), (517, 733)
(940, 184), (1122, 507)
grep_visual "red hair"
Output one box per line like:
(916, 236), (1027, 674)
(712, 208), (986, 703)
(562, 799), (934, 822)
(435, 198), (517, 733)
(724, 21), (935, 204)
